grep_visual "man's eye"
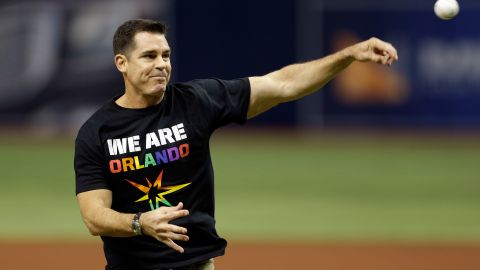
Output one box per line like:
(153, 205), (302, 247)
(144, 54), (156, 59)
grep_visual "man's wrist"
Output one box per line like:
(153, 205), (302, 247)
(340, 46), (355, 63)
(132, 212), (143, 236)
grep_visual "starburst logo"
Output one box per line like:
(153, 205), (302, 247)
(126, 170), (191, 210)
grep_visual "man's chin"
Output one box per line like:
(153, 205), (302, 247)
(150, 84), (167, 94)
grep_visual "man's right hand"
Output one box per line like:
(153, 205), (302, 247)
(139, 202), (190, 253)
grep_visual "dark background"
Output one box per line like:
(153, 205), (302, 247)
(1, 0), (479, 131)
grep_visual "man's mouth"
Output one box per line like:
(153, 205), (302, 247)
(150, 76), (167, 83)
(150, 72), (167, 78)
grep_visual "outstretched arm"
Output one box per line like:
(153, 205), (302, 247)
(247, 37), (398, 118)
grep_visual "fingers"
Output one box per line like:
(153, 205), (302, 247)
(174, 201), (184, 210)
(162, 224), (188, 236)
(370, 37), (398, 65)
(374, 51), (393, 65)
(351, 37), (398, 65)
(368, 51), (389, 65)
(163, 208), (190, 221)
(156, 225), (189, 253)
(358, 37), (398, 66)
(163, 238), (185, 253)
(162, 231), (189, 242)
(158, 202), (189, 220)
(141, 202), (190, 253)
(153, 224), (189, 253)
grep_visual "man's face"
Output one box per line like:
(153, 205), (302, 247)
(118, 32), (172, 96)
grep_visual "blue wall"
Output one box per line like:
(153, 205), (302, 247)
(175, 0), (296, 124)
(1, 0), (479, 128)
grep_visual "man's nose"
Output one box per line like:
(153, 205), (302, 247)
(155, 57), (167, 69)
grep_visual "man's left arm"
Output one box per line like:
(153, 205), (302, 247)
(247, 37), (398, 119)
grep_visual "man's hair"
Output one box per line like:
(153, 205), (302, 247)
(113, 19), (167, 56)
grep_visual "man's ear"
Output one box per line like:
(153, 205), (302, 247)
(115, 54), (128, 73)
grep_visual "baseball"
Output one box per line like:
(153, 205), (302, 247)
(434, 0), (460, 20)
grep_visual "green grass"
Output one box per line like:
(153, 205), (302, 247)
(0, 138), (89, 240)
(212, 131), (480, 242)
(1, 131), (479, 242)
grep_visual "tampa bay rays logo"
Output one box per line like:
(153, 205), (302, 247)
(126, 170), (191, 210)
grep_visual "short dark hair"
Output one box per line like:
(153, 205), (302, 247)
(113, 19), (167, 56)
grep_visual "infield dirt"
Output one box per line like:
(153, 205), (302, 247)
(1, 241), (480, 270)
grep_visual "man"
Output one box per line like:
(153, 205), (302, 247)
(74, 19), (398, 270)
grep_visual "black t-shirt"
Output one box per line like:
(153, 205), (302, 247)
(74, 78), (250, 269)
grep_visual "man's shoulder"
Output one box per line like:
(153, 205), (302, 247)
(171, 77), (249, 96)
(170, 78), (215, 92)
(169, 79), (217, 100)
(76, 99), (116, 139)
(173, 77), (243, 89)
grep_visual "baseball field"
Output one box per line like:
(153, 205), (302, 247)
(1, 128), (480, 269)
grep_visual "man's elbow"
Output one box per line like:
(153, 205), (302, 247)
(265, 77), (295, 103)
(278, 83), (304, 103)
(82, 217), (102, 236)
(266, 68), (306, 103)
(88, 228), (101, 236)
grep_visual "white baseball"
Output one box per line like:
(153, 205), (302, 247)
(434, 0), (460, 20)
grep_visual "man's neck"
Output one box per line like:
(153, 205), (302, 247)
(115, 92), (164, 109)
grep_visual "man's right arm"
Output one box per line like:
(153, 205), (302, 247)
(77, 189), (190, 253)
(247, 37), (398, 119)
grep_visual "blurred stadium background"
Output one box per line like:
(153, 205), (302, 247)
(1, 0), (480, 269)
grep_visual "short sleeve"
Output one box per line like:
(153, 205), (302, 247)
(74, 125), (110, 194)
(194, 78), (250, 129)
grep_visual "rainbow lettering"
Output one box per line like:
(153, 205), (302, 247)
(109, 143), (190, 173)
